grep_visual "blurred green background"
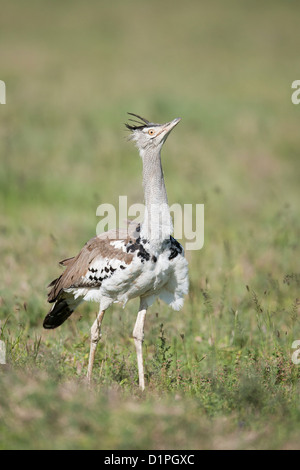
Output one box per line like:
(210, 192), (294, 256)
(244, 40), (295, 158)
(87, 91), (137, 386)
(0, 0), (299, 450)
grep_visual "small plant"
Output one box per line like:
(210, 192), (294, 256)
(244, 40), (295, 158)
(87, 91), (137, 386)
(148, 323), (175, 388)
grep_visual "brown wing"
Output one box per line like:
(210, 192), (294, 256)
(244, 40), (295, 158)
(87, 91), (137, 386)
(59, 257), (75, 267)
(47, 230), (134, 303)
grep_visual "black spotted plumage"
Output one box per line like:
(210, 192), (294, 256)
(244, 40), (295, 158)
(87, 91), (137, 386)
(126, 237), (150, 262)
(168, 236), (183, 260)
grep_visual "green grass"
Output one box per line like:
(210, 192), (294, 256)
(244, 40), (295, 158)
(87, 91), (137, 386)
(0, 0), (300, 450)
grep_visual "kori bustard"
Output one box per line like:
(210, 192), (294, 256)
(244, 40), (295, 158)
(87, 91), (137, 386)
(43, 114), (189, 390)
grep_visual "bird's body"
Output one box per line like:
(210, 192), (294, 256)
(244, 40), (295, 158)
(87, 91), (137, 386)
(43, 114), (189, 389)
(45, 228), (188, 327)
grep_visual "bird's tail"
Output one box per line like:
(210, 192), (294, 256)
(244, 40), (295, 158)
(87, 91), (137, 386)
(43, 296), (82, 329)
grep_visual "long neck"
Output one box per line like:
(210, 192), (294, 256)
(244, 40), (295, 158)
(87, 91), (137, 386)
(140, 147), (173, 242)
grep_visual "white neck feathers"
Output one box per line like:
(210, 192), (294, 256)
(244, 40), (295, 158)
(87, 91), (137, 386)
(140, 147), (173, 242)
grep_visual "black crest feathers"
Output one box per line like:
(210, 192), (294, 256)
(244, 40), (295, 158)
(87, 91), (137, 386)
(125, 113), (151, 131)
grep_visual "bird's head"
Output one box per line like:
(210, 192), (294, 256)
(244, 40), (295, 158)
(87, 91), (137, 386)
(125, 113), (181, 156)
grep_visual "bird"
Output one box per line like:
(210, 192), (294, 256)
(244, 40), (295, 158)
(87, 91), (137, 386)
(43, 113), (189, 390)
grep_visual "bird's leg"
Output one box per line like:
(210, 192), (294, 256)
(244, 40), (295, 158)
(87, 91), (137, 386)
(87, 308), (105, 385)
(133, 301), (147, 390)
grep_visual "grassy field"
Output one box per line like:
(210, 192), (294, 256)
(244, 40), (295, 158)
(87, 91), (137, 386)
(0, 0), (300, 450)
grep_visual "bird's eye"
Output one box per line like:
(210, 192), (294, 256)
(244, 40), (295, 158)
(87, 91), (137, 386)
(148, 129), (155, 136)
